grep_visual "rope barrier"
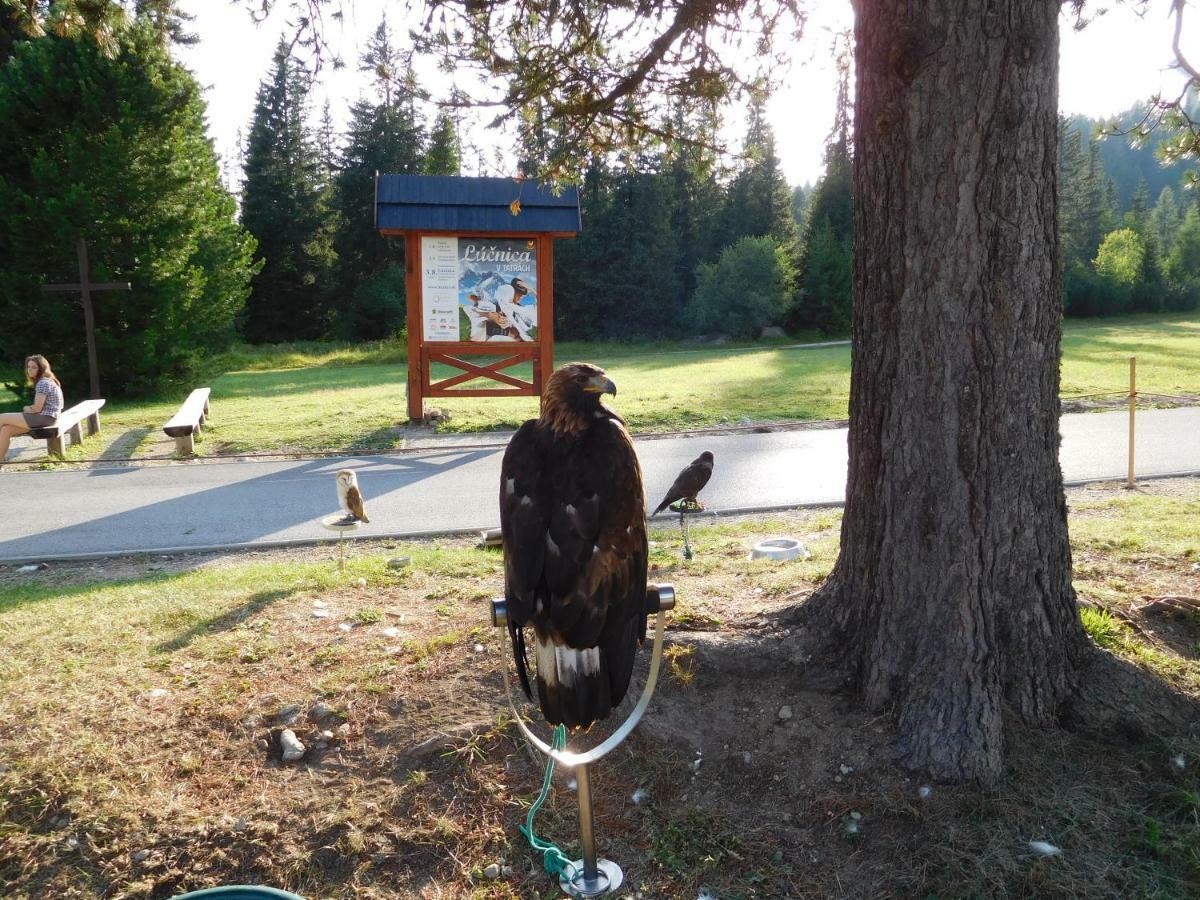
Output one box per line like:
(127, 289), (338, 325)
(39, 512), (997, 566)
(1062, 390), (1200, 403)
(1138, 392), (1200, 402)
(518, 724), (578, 880)
(1061, 391), (1131, 400)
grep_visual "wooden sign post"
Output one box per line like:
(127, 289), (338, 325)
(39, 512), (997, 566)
(41, 237), (132, 399)
(375, 176), (579, 422)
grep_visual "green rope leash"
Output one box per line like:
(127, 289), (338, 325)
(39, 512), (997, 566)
(519, 724), (578, 880)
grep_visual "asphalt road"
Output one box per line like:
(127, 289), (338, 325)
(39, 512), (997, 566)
(1, 407), (1197, 563)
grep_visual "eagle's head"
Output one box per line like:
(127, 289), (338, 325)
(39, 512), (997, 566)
(541, 362), (618, 437)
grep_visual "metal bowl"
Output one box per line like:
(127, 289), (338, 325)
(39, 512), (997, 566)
(750, 538), (810, 561)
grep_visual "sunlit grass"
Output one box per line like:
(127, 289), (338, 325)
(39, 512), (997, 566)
(1068, 493), (1200, 562)
(1080, 606), (1124, 648)
(4, 313), (1196, 457)
(1070, 484), (1200, 693)
(1059, 313), (1200, 398)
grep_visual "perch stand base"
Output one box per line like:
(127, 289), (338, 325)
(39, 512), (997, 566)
(560, 859), (623, 898)
(492, 585), (675, 898)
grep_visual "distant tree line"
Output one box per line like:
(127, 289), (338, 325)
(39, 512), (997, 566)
(239, 19), (461, 343)
(238, 22), (848, 346)
(0, 2), (256, 399)
(246, 32), (1195, 345)
(1059, 107), (1200, 317)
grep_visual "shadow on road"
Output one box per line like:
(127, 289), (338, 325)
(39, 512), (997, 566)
(0, 447), (498, 562)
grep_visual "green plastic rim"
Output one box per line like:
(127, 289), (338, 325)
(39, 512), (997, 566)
(172, 888), (304, 899)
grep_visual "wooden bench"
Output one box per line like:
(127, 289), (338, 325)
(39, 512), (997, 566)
(28, 399), (106, 458)
(162, 387), (211, 454)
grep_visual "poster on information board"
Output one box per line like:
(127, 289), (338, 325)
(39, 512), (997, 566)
(420, 236), (538, 343)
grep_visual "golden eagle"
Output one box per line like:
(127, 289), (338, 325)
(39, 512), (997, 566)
(652, 451), (714, 515)
(499, 363), (648, 728)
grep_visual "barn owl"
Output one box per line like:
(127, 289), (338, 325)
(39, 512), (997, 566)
(335, 469), (370, 524)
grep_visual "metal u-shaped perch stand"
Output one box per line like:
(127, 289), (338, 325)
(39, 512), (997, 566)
(669, 499), (705, 559)
(491, 583), (676, 898)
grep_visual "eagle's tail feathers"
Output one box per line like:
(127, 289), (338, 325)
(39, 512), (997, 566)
(533, 635), (563, 725)
(534, 636), (613, 728)
(604, 615), (641, 709)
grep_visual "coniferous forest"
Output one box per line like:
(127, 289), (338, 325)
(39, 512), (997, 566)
(235, 25), (1200, 346)
(0, 4), (258, 397)
(0, 5), (1197, 399)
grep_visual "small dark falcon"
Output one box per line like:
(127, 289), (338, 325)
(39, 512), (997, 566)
(500, 363), (648, 728)
(652, 451), (714, 515)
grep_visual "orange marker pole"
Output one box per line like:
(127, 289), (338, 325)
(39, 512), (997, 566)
(1126, 356), (1137, 489)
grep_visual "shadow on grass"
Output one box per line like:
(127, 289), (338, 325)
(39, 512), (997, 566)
(1064, 642), (1200, 739)
(0, 450), (496, 562)
(89, 427), (154, 470)
(348, 423), (404, 452)
(153, 587), (296, 653)
(0, 566), (201, 615)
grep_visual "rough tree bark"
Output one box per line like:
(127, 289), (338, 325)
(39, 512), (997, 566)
(810, 0), (1090, 782)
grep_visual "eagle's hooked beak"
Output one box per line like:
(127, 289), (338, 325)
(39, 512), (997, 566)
(584, 374), (617, 396)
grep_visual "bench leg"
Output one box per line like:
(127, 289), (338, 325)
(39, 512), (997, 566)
(47, 435), (65, 459)
(68, 422), (84, 447)
(175, 433), (195, 455)
(86, 412), (101, 436)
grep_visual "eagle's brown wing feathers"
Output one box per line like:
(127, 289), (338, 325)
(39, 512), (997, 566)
(500, 417), (648, 727)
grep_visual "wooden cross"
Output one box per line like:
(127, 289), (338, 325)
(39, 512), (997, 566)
(41, 237), (131, 399)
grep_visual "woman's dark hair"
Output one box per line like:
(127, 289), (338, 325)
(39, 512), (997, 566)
(25, 354), (61, 387)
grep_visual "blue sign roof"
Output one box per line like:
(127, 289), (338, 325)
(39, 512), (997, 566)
(376, 175), (581, 234)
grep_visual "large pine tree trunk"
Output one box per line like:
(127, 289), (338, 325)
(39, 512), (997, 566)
(818, 0), (1089, 782)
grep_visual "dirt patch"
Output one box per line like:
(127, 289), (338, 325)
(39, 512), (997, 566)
(1060, 396), (1200, 415)
(1, 493), (1198, 898)
(1070, 477), (1200, 502)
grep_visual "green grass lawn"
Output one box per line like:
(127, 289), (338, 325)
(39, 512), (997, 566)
(0, 486), (1196, 898)
(3, 313), (1197, 459)
(1060, 313), (1200, 397)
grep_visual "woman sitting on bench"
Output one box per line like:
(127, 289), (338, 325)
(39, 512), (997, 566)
(0, 354), (64, 467)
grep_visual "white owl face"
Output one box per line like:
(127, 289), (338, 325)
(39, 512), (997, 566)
(336, 469), (357, 488)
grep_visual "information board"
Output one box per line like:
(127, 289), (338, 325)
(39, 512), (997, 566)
(420, 236), (461, 342)
(420, 236), (539, 343)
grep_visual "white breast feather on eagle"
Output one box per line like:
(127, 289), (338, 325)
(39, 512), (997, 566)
(499, 362), (649, 728)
